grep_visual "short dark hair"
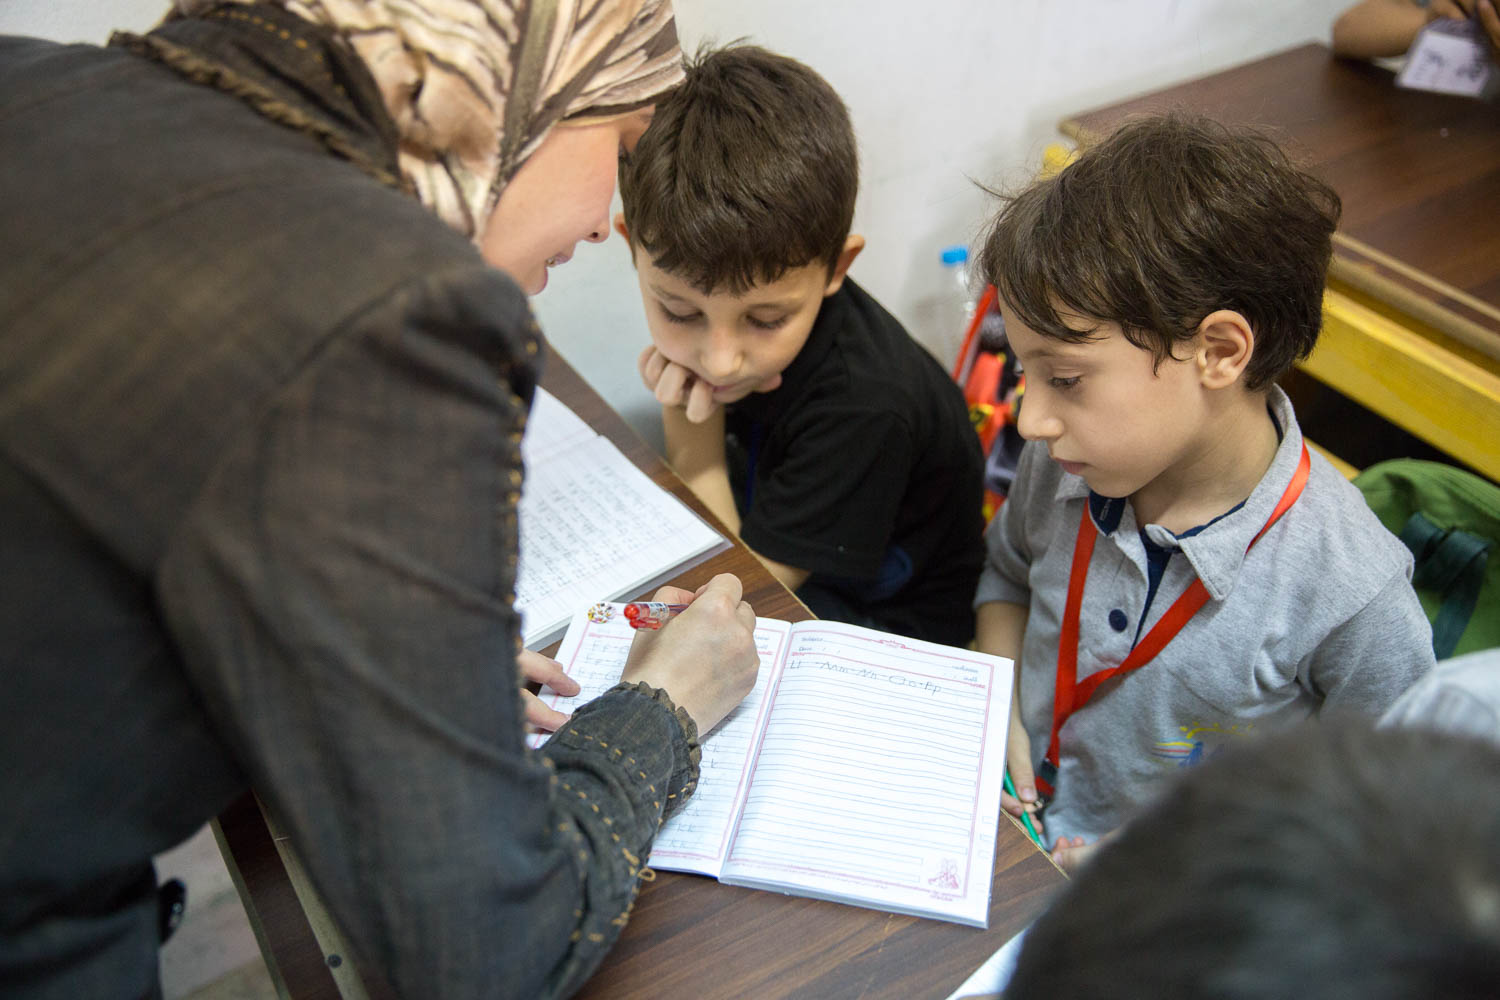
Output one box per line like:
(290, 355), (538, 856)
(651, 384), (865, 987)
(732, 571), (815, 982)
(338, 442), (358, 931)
(978, 115), (1341, 389)
(1007, 720), (1500, 1000)
(617, 43), (858, 295)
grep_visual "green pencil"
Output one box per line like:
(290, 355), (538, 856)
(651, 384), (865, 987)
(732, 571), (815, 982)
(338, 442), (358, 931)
(1003, 770), (1045, 850)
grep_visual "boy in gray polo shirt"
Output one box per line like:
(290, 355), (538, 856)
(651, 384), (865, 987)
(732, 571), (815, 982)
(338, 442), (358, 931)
(973, 115), (1435, 871)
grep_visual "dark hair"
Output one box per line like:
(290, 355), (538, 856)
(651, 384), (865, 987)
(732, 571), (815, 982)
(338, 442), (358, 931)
(617, 43), (858, 295)
(1007, 720), (1500, 1000)
(978, 114), (1340, 389)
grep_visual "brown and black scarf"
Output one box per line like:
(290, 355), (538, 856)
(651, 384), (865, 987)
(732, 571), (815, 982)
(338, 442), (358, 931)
(163, 0), (685, 237)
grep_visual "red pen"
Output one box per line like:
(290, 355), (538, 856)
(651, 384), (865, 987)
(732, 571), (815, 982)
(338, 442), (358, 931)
(622, 602), (688, 630)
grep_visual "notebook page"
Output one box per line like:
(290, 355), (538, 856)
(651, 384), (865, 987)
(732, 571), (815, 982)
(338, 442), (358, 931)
(528, 604), (792, 878)
(514, 392), (726, 648)
(648, 618), (789, 877)
(1396, 17), (1498, 98)
(521, 387), (596, 459)
(720, 622), (1012, 928)
(942, 926), (1030, 1000)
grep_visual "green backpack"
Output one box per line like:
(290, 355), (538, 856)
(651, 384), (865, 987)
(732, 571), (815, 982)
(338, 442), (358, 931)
(1354, 459), (1500, 659)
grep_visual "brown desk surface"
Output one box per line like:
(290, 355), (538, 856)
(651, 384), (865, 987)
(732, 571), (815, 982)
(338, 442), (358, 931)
(217, 345), (1064, 1000)
(1060, 42), (1500, 357)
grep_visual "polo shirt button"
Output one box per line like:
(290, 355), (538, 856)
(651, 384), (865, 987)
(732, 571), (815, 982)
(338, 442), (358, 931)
(1108, 609), (1128, 632)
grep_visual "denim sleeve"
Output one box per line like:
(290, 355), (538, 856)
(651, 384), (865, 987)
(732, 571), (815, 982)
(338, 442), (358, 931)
(157, 265), (698, 1000)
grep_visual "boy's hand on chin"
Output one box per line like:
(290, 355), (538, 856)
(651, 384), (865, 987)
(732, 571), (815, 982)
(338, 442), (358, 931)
(638, 345), (722, 424)
(680, 376), (720, 424)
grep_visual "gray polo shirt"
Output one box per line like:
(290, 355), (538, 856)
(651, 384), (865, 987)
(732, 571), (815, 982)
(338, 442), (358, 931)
(977, 387), (1435, 843)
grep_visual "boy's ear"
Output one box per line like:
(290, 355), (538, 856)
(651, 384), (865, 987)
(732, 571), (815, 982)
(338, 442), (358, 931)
(822, 234), (867, 296)
(1194, 309), (1255, 389)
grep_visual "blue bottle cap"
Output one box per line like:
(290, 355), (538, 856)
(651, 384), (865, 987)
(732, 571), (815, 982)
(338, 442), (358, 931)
(940, 245), (969, 265)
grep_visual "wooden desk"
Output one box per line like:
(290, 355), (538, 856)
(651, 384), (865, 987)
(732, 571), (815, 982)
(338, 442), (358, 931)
(1058, 43), (1500, 482)
(214, 346), (1064, 1000)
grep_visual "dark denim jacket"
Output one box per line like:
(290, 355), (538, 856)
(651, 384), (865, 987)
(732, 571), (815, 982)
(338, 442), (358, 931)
(0, 14), (696, 1000)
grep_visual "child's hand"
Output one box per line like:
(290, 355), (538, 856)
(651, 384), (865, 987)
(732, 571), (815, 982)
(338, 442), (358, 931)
(1001, 696), (1042, 820)
(1050, 827), (1115, 874)
(1049, 836), (1095, 874)
(1483, 0), (1500, 53)
(1427, 0), (1500, 63)
(1428, 0), (1470, 21)
(638, 345), (719, 424)
(1448, 0), (1500, 54)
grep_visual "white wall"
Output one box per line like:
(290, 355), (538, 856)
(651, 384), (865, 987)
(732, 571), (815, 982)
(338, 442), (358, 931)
(3, 0), (1346, 449)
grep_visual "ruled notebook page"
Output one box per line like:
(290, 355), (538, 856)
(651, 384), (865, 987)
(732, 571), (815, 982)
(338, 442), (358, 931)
(515, 389), (726, 648)
(647, 617), (790, 877)
(529, 604), (792, 878)
(719, 622), (1013, 928)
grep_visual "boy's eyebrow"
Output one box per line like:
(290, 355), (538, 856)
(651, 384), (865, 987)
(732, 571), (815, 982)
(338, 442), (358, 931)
(648, 282), (694, 304)
(648, 282), (800, 312)
(1015, 341), (1094, 366)
(744, 297), (801, 312)
(1015, 342), (1065, 361)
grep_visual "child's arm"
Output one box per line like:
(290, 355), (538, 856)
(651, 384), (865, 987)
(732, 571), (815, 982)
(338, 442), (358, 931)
(660, 404), (737, 528)
(976, 600), (1041, 823)
(1331, 0), (1433, 57)
(984, 594), (1112, 872)
(642, 347), (811, 592)
(1305, 570), (1436, 714)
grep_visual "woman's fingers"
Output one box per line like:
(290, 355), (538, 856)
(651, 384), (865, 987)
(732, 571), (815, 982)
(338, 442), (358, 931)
(518, 648), (579, 695)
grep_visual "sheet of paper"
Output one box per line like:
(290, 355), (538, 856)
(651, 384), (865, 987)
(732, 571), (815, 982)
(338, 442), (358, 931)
(515, 390), (726, 648)
(942, 926), (1030, 1000)
(1397, 18), (1498, 98)
(521, 387), (597, 459)
(720, 622), (1013, 928)
(529, 603), (791, 878)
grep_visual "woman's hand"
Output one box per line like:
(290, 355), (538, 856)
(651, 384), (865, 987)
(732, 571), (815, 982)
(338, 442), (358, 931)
(638, 345), (720, 424)
(621, 574), (759, 733)
(519, 648), (580, 733)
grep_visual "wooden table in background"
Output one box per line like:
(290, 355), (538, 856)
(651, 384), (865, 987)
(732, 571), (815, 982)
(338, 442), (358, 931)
(1059, 43), (1500, 481)
(214, 345), (1064, 1000)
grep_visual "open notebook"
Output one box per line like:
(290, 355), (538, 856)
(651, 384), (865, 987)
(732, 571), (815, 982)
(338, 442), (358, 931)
(516, 389), (728, 648)
(532, 602), (1015, 928)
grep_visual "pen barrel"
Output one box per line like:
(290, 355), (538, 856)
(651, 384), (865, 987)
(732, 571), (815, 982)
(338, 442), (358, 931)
(622, 602), (681, 630)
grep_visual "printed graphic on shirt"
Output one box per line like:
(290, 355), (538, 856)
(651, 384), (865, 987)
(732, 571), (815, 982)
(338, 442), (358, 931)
(1151, 721), (1256, 769)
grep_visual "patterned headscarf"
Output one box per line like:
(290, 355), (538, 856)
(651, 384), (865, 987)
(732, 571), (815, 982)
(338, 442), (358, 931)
(170, 0), (685, 236)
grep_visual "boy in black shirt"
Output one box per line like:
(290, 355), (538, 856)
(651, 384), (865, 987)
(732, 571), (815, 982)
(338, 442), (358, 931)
(616, 44), (983, 645)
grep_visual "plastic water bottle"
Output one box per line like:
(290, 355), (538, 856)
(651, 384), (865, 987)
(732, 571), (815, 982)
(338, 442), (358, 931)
(938, 244), (977, 372)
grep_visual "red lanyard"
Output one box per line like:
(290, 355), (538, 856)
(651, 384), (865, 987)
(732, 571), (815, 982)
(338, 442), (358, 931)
(1036, 443), (1310, 797)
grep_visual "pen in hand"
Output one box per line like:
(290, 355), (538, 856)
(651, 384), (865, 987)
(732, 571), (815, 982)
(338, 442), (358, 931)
(1003, 770), (1046, 851)
(622, 601), (689, 630)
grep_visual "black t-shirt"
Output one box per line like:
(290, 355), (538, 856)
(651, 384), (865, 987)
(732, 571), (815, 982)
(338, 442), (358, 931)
(725, 278), (984, 645)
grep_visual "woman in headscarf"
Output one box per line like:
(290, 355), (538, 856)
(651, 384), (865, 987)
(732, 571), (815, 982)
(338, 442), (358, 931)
(0, 3), (759, 998)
